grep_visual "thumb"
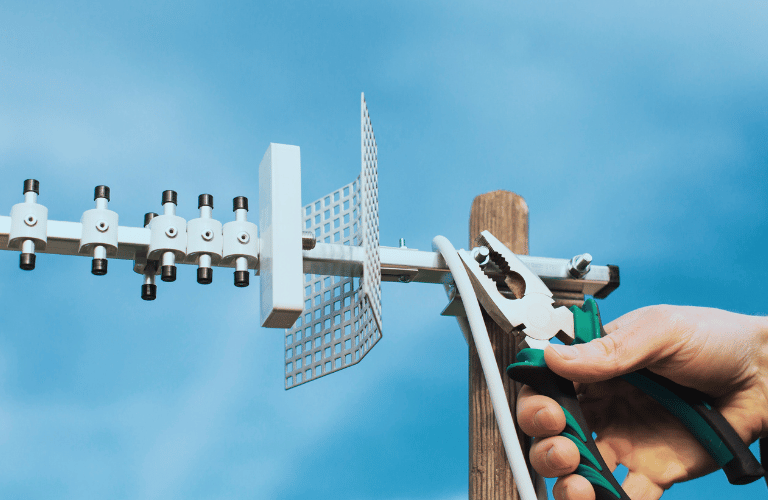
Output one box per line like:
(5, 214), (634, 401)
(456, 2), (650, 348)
(543, 322), (674, 383)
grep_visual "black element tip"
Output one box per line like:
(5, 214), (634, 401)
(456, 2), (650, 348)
(141, 284), (157, 301)
(23, 179), (39, 195)
(19, 253), (35, 270)
(234, 270), (249, 287)
(94, 185), (110, 201)
(162, 190), (177, 205)
(161, 265), (176, 282)
(233, 196), (248, 212)
(198, 194), (214, 209)
(197, 267), (213, 284)
(91, 258), (108, 275)
(144, 212), (159, 227)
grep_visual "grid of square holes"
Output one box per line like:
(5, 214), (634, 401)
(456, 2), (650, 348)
(284, 179), (380, 389)
(284, 93), (381, 389)
(361, 94), (382, 335)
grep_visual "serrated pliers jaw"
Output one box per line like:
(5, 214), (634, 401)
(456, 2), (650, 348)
(458, 231), (574, 349)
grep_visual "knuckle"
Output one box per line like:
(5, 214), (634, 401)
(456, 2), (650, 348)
(593, 336), (625, 373)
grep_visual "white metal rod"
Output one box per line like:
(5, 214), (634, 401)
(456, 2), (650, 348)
(21, 239), (34, 254)
(93, 245), (107, 260)
(0, 214), (617, 299)
(198, 254), (212, 268)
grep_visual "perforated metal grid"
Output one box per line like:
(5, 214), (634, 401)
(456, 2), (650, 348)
(284, 94), (381, 389)
(361, 94), (382, 336)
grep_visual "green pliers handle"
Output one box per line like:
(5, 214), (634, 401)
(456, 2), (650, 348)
(507, 299), (764, 500)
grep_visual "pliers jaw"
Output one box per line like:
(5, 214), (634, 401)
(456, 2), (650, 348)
(458, 230), (575, 347)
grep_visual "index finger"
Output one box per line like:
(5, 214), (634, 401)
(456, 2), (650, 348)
(603, 306), (654, 335)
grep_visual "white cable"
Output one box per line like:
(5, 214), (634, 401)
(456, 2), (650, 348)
(433, 235), (538, 500)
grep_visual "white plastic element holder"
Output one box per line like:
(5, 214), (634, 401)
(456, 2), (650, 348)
(9, 192), (48, 251)
(259, 143), (304, 328)
(185, 208), (223, 266)
(148, 205), (187, 262)
(79, 198), (119, 256)
(221, 209), (259, 268)
(283, 93), (382, 389)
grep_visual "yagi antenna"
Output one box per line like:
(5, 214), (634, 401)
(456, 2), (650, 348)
(0, 92), (619, 390)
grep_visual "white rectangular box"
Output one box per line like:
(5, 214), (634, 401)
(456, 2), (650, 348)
(258, 143), (304, 328)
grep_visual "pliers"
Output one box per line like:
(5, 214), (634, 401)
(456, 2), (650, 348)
(458, 230), (765, 500)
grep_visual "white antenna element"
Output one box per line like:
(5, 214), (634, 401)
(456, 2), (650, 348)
(283, 93), (382, 389)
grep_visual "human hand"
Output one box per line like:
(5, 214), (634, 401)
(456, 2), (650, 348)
(516, 305), (768, 500)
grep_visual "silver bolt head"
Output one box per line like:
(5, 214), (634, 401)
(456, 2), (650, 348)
(574, 253), (592, 271)
(472, 246), (490, 266)
(301, 231), (316, 250)
(568, 253), (593, 277)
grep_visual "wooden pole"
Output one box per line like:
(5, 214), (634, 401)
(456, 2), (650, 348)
(469, 190), (530, 500)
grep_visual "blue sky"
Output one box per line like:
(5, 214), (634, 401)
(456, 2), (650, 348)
(1, 1), (767, 499)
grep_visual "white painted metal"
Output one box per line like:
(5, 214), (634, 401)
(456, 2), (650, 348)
(221, 212), (259, 268)
(79, 204), (119, 256)
(0, 212), (614, 296)
(258, 143), (304, 329)
(186, 212), (223, 265)
(284, 179), (359, 388)
(359, 93), (382, 350)
(148, 210), (187, 261)
(283, 93), (382, 389)
(9, 200), (48, 250)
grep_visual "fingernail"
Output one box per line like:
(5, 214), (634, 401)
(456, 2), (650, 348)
(549, 344), (576, 360)
(545, 446), (569, 471)
(534, 408), (557, 432)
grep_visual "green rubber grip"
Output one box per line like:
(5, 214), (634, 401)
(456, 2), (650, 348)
(507, 359), (629, 500)
(621, 369), (764, 484)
